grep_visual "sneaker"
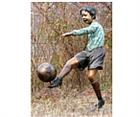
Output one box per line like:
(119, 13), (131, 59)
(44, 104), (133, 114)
(48, 77), (62, 88)
(95, 99), (105, 109)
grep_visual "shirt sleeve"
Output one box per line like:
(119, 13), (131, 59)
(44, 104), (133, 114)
(71, 24), (97, 36)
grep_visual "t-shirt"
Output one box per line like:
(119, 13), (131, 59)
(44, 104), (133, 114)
(71, 21), (105, 51)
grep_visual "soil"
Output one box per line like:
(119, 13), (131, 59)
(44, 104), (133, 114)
(31, 87), (112, 117)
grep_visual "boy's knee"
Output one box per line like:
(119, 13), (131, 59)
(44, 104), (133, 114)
(66, 57), (78, 68)
(65, 60), (71, 66)
(87, 69), (97, 81)
(87, 73), (96, 82)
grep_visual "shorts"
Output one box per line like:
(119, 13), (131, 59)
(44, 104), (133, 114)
(75, 47), (105, 70)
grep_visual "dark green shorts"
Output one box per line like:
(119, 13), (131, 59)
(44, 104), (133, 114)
(75, 47), (105, 70)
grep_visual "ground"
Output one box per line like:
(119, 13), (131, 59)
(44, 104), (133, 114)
(31, 87), (112, 117)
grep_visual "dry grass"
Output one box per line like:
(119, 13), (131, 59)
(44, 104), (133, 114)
(31, 86), (112, 117)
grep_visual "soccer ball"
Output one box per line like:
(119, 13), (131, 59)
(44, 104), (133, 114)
(36, 62), (57, 82)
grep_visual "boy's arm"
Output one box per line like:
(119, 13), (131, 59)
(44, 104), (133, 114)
(62, 25), (97, 37)
(62, 32), (74, 37)
(72, 25), (97, 36)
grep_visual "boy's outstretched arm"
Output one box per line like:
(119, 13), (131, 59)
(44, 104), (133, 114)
(62, 32), (74, 37)
(62, 25), (96, 37)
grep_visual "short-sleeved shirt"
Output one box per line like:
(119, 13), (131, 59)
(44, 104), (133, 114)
(71, 21), (105, 51)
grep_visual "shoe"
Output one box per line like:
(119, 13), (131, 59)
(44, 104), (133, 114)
(95, 99), (105, 109)
(48, 77), (62, 88)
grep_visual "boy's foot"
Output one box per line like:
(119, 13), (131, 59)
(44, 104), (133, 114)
(88, 99), (105, 112)
(48, 77), (62, 88)
(95, 99), (105, 109)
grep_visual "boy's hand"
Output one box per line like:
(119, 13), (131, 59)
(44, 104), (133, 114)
(62, 32), (73, 37)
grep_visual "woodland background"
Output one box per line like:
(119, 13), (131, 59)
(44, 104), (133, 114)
(31, 2), (112, 117)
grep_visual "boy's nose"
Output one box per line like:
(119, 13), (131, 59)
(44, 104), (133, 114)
(82, 15), (85, 18)
(82, 17), (87, 21)
(82, 16), (85, 19)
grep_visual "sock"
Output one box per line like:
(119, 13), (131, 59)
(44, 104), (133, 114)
(91, 80), (103, 100)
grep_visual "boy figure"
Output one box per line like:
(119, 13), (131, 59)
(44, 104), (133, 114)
(48, 6), (105, 109)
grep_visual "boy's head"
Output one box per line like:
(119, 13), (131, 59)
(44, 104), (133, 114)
(80, 6), (96, 20)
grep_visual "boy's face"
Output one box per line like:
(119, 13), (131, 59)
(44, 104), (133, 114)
(81, 10), (93, 24)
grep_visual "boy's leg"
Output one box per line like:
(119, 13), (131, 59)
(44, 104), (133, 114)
(48, 57), (79, 88)
(87, 69), (105, 109)
(57, 57), (79, 78)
